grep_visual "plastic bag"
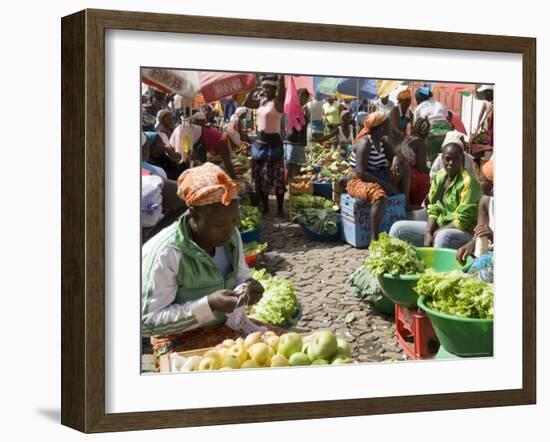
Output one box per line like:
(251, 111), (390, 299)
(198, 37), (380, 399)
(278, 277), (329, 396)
(141, 175), (164, 228)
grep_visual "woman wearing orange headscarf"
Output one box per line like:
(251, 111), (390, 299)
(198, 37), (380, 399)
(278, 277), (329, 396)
(345, 111), (412, 244)
(389, 89), (414, 145)
(141, 163), (266, 371)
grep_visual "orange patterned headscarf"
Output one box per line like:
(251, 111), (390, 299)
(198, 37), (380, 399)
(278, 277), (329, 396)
(353, 111), (388, 144)
(397, 89), (412, 101)
(177, 162), (239, 207)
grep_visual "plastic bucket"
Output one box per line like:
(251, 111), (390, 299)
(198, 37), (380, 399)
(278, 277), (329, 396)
(372, 293), (395, 315)
(417, 295), (493, 357)
(244, 253), (258, 267)
(378, 247), (473, 308)
(240, 226), (262, 243)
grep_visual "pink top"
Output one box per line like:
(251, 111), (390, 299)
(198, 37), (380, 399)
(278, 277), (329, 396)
(256, 99), (282, 134)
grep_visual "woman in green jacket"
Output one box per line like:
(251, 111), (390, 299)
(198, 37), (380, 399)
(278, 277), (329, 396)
(141, 162), (265, 370)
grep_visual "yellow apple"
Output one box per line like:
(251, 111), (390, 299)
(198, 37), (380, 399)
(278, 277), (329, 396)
(223, 339), (236, 348)
(270, 354), (289, 367)
(202, 349), (222, 363)
(228, 343), (248, 362)
(248, 343), (270, 365)
(241, 359), (260, 369)
(198, 356), (221, 371)
(264, 335), (280, 351)
(244, 331), (263, 349)
(221, 353), (242, 369)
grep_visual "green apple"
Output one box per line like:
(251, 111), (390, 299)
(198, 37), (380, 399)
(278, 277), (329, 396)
(241, 359), (260, 369)
(310, 359), (329, 365)
(248, 342), (270, 365)
(309, 330), (337, 361)
(277, 332), (303, 359)
(198, 356), (221, 371)
(270, 354), (289, 367)
(288, 352), (311, 366)
(335, 338), (352, 358)
(331, 356), (353, 365)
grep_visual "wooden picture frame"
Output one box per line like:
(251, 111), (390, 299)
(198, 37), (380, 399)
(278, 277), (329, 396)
(61, 8), (536, 433)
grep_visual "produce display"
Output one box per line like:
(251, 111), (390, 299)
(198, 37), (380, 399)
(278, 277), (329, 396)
(349, 265), (384, 302)
(247, 269), (299, 327)
(238, 205), (262, 232)
(300, 145), (352, 183)
(243, 241), (268, 256)
(296, 207), (338, 235)
(171, 329), (354, 371)
(364, 233), (425, 277)
(289, 195), (335, 222)
(415, 270), (494, 319)
(289, 180), (313, 195)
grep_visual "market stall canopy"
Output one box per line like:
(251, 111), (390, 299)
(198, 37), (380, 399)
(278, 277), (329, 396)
(377, 80), (404, 98)
(198, 72), (257, 103)
(431, 83), (477, 96)
(314, 77), (378, 100)
(141, 69), (199, 100)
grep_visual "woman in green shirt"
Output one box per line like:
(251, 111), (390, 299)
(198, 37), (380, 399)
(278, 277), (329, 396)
(389, 141), (481, 249)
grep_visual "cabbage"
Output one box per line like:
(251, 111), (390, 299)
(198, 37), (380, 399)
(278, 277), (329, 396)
(364, 233), (424, 277)
(247, 269), (299, 327)
(239, 205), (262, 232)
(415, 270), (494, 319)
(296, 208), (338, 235)
(243, 241), (268, 256)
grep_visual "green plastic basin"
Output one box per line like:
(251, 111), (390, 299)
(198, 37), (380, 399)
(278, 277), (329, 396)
(372, 293), (395, 315)
(378, 247), (472, 308)
(417, 295), (493, 357)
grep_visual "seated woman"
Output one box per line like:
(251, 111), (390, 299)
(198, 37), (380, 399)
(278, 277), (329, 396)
(141, 163), (265, 371)
(344, 111), (411, 243)
(430, 130), (479, 181)
(392, 117), (431, 209)
(456, 156), (494, 283)
(144, 131), (187, 181)
(389, 139), (481, 249)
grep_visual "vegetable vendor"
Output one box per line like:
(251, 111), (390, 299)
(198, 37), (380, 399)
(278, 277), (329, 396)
(319, 109), (355, 157)
(141, 163), (266, 371)
(456, 155), (494, 282)
(343, 111), (412, 243)
(389, 132), (481, 249)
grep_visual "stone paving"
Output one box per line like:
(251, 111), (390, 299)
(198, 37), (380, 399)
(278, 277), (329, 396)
(141, 198), (406, 372)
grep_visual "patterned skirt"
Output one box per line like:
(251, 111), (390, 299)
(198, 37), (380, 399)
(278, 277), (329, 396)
(251, 157), (286, 196)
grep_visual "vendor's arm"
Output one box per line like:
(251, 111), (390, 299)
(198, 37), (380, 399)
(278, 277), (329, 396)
(274, 75), (286, 113)
(243, 89), (260, 109)
(318, 127), (339, 143)
(473, 195), (493, 241)
(219, 139), (237, 179)
(233, 230), (264, 305)
(453, 172), (482, 232)
(142, 247), (220, 337)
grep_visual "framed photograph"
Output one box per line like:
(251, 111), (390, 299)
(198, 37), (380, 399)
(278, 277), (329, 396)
(61, 9), (536, 433)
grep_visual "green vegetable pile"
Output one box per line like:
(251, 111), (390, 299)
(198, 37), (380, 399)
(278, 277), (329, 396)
(416, 270), (494, 319)
(247, 269), (300, 327)
(296, 207), (338, 235)
(349, 265), (384, 303)
(302, 146), (351, 182)
(243, 241), (268, 256)
(238, 205), (262, 232)
(289, 195), (334, 221)
(364, 233), (425, 277)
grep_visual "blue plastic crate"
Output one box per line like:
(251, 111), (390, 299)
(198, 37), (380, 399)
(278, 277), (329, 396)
(340, 194), (407, 248)
(240, 226), (262, 243)
(313, 182), (333, 200)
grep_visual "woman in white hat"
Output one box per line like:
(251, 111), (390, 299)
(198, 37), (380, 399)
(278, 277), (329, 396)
(474, 85), (494, 146)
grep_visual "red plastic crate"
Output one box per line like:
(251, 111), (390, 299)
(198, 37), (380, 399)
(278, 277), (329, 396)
(395, 304), (439, 359)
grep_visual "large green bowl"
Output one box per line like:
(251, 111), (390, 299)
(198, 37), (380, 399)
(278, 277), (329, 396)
(378, 247), (472, 308)
(417, 295), (493, 357)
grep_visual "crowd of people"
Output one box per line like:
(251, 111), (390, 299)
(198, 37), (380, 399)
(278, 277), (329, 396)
(140, 74), (494, 370)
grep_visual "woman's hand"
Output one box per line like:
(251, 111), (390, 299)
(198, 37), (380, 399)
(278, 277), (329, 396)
(244, 278), (264, 306)
(423, 231), (434, 247)
(456, 240), (475, 265)
(207, 289), (240, 313)
(474, 224), (493, 240)
(379, 180), (394, 195)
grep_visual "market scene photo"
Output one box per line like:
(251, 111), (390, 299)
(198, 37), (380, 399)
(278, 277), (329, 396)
(140, 69), (495, 373)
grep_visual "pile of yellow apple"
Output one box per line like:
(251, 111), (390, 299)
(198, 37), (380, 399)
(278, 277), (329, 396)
(180, 329), (354, 371)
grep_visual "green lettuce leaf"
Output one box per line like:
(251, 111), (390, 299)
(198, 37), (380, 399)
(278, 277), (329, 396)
(364, 233), (424, 277)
